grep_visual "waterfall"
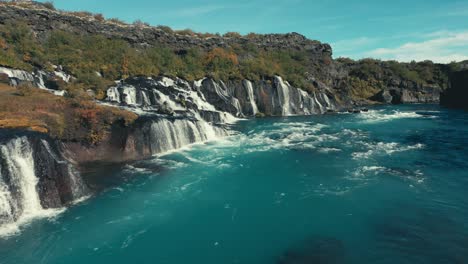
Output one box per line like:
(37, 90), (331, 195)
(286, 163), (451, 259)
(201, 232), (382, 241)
(122, 86), (137, 105)
(313, 92), (325, 113)
(141, 90), (151, 106)
(275, 76), (291, 116)
(0, 137), (58, 237)
(107, 86), (121, 103)
(153, 89), (184, 111)
(0, 137), (86, 237)
(148, 119), (227, 154)
(244, 80), (259, 115)
(0, 137), (42, 224)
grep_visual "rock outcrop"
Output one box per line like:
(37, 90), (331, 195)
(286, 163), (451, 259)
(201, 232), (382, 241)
(0, 4), (330, 59)
(441, 70), (468, 110)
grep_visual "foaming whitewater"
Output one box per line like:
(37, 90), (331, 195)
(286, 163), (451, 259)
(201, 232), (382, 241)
(2, 105), (468, 264)
(352, 142), (425, 160)
(148, 119), (228, 155)
(358, 109), (437, 123)
(0, 137), (63, 237)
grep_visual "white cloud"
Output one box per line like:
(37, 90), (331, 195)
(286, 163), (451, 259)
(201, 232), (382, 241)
(175, 5), (226, 17)
(332, 37), (377, 54)
(367, 31), (468, 63)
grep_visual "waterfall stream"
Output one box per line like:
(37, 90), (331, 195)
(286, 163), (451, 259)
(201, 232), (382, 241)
(0, 137), (85, 237)
(148, 119), (227, 155)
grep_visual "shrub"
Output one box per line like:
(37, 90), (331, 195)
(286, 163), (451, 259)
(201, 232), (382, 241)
(70, 11), (93, 18)
(133, 19), (149, 28)
(175, 29), (195, 36)
(157, 25), (173, 34)
(108, 18), (126, 25)
(246, 32), (258, 39)
(16, 82), (35, 96)
(43, 1), (55, 10)
(223, 32), (242, 38)
(94, 13), (105, 21)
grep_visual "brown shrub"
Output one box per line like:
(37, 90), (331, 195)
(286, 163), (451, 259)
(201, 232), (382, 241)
(43, 1), (55, 10)
(94, 13), (105, 21)
(223, 32), (242, 38)
(70, 11), (93, 18)
(16, 82), (34, 96)
(175, 29), (195, 36)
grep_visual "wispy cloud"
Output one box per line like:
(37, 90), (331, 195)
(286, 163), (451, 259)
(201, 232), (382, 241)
(332, 37), (377, 53)
(174, 5), (227, 17)
(366, 31), (468, 63)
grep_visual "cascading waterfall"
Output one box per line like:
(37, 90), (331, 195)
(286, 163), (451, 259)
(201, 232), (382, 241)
(0, 137), (42, 225)
(0, 137), (87, 237)
(148, 119), (227, 154)
(107, 86), (121, 103)
(313, 92), (325, 113)
(0, 137), (64, 237)
(122, 86), (137, 105)
(275, 76), (292, 116)
(244, 80), (259, 115)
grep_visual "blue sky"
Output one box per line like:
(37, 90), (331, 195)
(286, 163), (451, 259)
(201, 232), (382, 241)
(40, 0), (468, 63)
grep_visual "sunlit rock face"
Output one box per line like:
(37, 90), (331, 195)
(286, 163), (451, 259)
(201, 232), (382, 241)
(104, 75), (336, 119)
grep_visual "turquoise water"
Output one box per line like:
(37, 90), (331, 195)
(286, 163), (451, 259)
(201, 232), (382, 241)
(1, 105), (468, 264)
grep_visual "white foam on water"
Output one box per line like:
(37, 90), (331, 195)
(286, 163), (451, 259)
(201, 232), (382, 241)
(359, 110), (436, 123)
(318, 147), (342, 153)
(352, 142), (425, 160)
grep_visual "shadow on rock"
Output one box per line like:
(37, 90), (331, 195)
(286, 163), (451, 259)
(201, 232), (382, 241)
(277, 236), (345, 264)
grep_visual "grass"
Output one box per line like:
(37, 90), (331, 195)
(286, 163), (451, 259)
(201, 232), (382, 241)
(0, 84), (137, 144)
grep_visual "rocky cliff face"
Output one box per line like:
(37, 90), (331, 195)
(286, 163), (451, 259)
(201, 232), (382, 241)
(441, 70), (468, 110)
(104, 76), (336, 117)
(0, 131), (88, 228)
(330, 59), (449, 106)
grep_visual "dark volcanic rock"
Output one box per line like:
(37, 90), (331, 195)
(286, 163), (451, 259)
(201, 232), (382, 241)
(441, 70), (468, 110)
(0, 5), (330, 58)
(371, 90), (393, 104)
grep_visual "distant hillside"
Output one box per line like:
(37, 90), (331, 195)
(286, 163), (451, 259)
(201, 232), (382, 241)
(0, 1), (466, 105)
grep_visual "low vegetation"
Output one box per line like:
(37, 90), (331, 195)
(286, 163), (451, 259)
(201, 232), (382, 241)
(0, 83), (137, 144)
(0, 19), (323, 93)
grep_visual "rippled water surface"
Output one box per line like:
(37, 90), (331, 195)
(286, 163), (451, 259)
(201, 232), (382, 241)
(1, 105), (468, 264)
